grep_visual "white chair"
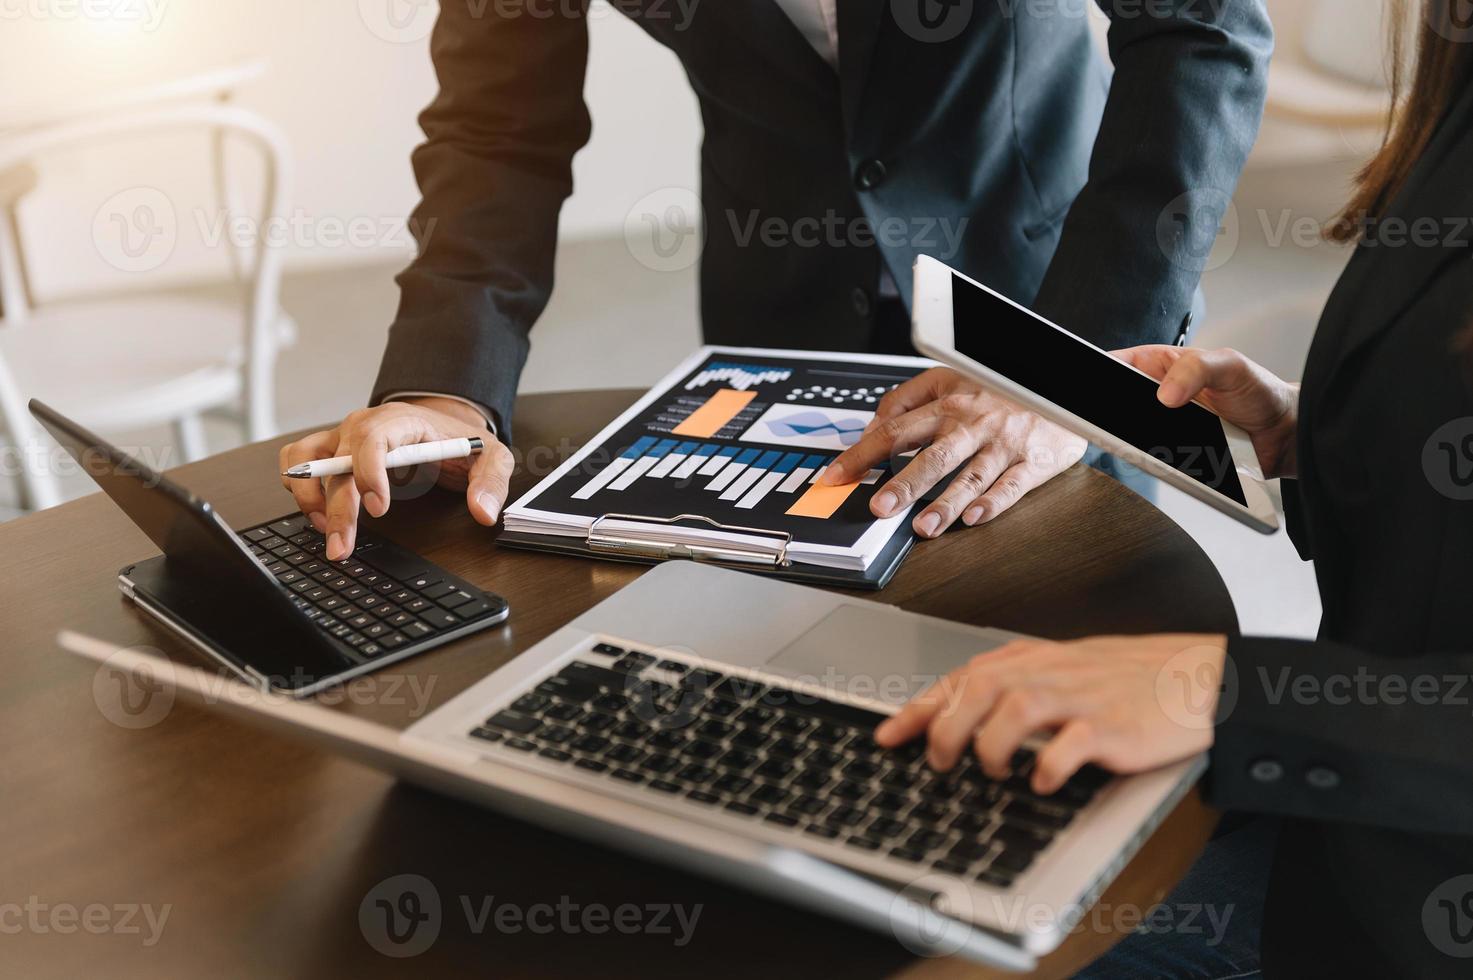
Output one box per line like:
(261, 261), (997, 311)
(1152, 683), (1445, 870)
(0, 68), (295, 510)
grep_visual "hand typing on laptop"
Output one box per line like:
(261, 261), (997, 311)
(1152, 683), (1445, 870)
(875, 634), (1226, 794)
(822, 367), (1087, 539)
(279, 397), (513, 561)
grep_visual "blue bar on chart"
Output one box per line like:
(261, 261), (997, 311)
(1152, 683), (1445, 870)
(671, 443), (721, 480)
(649, 441), (701, 478)
(697, 445), (742, 478)
(608, 439), (678, 491)
(778, 454), (828, 493)
(736, 452), (806, 509)
(707, 448), (762, 492)
(572, 436), (657, 499)
(720, 450), (783, 502)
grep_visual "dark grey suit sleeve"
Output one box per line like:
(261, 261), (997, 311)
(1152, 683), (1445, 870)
(369, 3), (593, 440)
(1205, 636), (1473, 835)
(1030, 0), (1273, 348)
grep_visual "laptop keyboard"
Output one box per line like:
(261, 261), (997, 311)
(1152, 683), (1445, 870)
(240, 514), (501, 658)
(467, 643), (1111, 888)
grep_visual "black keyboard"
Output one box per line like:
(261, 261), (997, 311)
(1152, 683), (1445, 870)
(241, 514), (506, 659)
(467, 643), (1111, 888)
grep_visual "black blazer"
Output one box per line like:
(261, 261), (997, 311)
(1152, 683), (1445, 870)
(369, 0), (1272, 435)
(1205, 87), (1473, 974)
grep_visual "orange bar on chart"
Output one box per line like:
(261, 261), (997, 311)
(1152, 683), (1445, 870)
(672, 389), (757, 438)
(786, 479), (861, 519)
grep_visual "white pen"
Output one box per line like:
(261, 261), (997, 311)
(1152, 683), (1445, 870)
(282, 437), (484, 479)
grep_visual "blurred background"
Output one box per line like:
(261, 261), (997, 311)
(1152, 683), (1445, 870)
(0, 0), (1405, 637)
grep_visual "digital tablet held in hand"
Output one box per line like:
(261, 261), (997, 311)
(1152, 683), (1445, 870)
(910, 255), (1280, 534)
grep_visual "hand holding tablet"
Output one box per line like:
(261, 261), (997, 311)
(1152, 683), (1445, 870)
(909, 255), (1281, 534)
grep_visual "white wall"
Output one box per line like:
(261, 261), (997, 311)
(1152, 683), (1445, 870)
(0, 0), (701, 297)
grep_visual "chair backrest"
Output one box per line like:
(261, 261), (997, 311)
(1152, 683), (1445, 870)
(0, 103), (294, 442)
(0, 104), (291, 319)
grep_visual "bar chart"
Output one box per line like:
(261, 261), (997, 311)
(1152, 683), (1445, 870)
(570, 437), (882, 519)
(649, 391), (765, 441)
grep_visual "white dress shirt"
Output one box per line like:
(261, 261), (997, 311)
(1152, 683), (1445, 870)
(773, 0), (839, 67)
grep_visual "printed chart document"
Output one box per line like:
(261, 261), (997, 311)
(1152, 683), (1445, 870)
(503, 347), (935, 572)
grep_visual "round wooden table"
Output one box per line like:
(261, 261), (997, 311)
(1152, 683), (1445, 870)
(0, 390), (1235, 979)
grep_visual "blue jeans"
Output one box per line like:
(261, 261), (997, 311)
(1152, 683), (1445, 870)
(1086, 447), (1158, 504)
(1073, 816), (1278, 980)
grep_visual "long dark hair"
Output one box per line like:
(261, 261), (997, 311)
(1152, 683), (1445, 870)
(1332, 0), (1473, 377)
(1330, 0), (1473, 241)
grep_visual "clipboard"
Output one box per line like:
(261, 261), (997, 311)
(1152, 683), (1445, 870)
(497, 512), (917, 590)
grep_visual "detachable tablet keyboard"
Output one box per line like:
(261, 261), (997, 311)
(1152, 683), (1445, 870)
(240, 513), (507, 659)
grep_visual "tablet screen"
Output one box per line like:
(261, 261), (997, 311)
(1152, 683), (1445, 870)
(951, 274), (1247, 506)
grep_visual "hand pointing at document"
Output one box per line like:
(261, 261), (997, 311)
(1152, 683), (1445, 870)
(820, 367), (1087, 537)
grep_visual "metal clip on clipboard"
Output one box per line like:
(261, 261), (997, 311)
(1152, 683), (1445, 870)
(586, 513), (793, 568)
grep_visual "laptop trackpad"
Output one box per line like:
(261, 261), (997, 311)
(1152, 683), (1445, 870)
(763, 605), (1018, 706)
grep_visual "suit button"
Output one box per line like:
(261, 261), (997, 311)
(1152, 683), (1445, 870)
(851, 287), (873, 317)
(1248, 758), (1283, 783)
(854, 159), (888, 191)
(1176, 311), (1194, 347)
(1305, 766), (1340, 790)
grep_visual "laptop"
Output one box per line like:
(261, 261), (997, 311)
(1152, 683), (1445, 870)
(30, 399), (510, 696)
(60, 559), (1204, 968)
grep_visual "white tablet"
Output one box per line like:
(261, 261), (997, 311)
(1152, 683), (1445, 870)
(911, 255), (1279, 534)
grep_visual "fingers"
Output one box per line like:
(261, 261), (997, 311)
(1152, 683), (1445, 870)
(278, 431), (338, 532)
(869, 368), (952, 428)
(871, 422), (984, 523)
(965, 459), (1044, 525)
(465, 439), (515, 526)
(823, 403), (944, 489)
(342, 409), (439, 519)
(1031, 720), (1098, 795)
(972, 687), (1077, 778)
(874, 673), (961, 748)
(923, 668), (1008, 770)
(912, 443), (1012, 537)
(1111, 344), (1181, 381)
(322, 473), (361, 560)
(874, 640), (1035, 760)
(1156, 348), (1250, 407)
